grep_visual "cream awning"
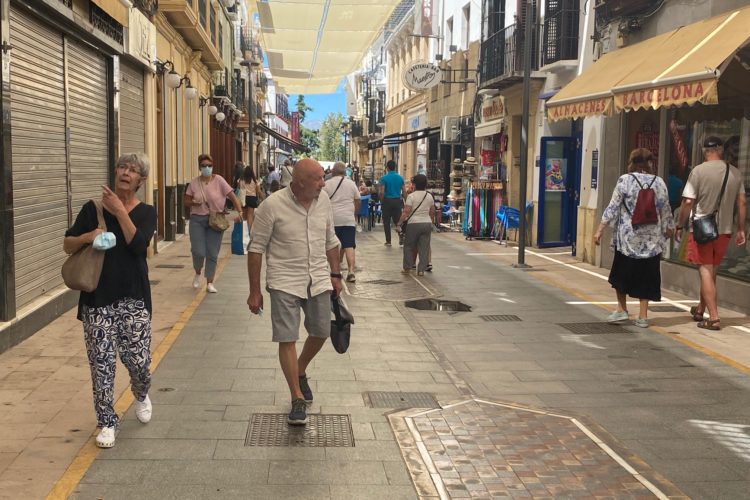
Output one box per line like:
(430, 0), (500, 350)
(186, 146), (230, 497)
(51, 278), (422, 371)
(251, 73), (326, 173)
(546, 5), (750, 121)
(256, 0), (403, 94)
(475, 119), (503, 138)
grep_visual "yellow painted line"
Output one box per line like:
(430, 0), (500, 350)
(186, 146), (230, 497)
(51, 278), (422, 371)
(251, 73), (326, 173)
(478, 252), (750, 376)
(45, 254), (232, 500)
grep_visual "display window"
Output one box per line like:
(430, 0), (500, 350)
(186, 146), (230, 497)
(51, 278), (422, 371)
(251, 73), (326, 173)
(664, 110), (750, 281)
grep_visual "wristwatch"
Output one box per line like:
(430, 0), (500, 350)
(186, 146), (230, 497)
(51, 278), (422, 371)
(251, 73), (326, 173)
(330, 273), (343, 279)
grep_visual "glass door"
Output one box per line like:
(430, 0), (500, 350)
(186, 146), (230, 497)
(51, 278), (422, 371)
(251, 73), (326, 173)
(538, 137), (578, 247)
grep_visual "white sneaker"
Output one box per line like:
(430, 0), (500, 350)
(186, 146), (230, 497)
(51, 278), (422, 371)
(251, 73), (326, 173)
(192, 274), (201, 289)
(634, 318), (648, 328)
(135, 395), (152, 423)
(96, 427), (115, 448)
(606, 310), (629, 323)
(206, 283), (218, 293)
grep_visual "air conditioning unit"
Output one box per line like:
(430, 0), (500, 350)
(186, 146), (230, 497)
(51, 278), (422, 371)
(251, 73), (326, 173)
(440, 116), (460, 143)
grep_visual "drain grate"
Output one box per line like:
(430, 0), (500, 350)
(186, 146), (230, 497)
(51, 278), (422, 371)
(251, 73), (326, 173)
(244, 414), (354, 447)
(365, 391), (439, 409)
(480, 314), (522, 322)
(405, 299), (471, 312)
(363, 279), (402, 286)
(649, 305), (684, 313)
(155, 264), (185, 269)
(558, 322), (632, 335)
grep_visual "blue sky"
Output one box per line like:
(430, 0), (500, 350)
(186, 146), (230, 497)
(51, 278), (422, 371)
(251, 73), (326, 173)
(288, 81), (348, 130)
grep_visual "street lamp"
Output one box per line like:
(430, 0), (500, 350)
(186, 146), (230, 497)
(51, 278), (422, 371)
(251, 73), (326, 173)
(340, 121), (350, 163)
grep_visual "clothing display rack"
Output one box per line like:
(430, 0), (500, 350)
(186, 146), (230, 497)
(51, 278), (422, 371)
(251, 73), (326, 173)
(463, 181), (504, 240)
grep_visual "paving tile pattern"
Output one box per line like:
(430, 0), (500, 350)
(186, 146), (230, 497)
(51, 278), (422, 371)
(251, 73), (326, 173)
(413, 401), (654, 499)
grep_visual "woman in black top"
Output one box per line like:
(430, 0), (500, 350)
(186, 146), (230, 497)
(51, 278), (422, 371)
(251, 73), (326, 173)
(64, 153), (157, 449)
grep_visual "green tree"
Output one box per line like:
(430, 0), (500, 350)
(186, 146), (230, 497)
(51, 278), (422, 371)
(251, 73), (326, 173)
(296, 95), (313, 123)
(318, 112), (345, 161)
(299, 126), (320, 158)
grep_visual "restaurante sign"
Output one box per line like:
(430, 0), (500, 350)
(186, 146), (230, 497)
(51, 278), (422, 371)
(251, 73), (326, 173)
(402, 62), (442, 92)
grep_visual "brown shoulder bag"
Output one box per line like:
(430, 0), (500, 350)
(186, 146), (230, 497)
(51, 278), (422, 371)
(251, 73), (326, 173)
(61, 200), (107, 292)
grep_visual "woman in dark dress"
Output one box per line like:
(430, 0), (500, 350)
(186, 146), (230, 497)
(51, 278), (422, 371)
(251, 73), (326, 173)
(63, 153), (157, 448)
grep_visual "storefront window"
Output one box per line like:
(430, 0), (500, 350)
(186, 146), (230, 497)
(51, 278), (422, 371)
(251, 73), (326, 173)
(664, 110), (750, 282)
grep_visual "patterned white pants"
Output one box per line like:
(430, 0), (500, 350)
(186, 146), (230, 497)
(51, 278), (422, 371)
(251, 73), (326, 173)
(82, 298), (152, 428)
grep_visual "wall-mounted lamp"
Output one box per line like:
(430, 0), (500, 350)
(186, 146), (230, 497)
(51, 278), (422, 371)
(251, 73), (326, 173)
(215, 111), (226, 122)
(435, 54), (443, 61)
(181, 75), (197, 100)
(199, 96), (209, 107)
(154, 60), (182, 89)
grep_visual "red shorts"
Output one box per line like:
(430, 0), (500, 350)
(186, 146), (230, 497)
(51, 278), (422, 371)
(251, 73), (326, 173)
(687, 233), (731, 266)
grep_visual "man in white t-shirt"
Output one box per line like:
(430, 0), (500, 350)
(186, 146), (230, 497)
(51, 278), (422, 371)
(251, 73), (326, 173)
(324, 161), (361, 282)
(279, 159), (294, 188)
(677, 136), (746, 330)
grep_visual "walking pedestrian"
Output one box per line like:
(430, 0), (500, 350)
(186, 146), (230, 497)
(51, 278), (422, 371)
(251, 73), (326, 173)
(379, 160), (405, 246)
(324, 161), (361, 282)
(184, 153), (243, 293)
(279, 159), (294, 188)
(594, 148), (674, 328)
(676, 136), (746, 330)
(247, 158), (343, 425)
(241, 165), (263, 236)
(63, 153), (157, 448)
(266, 164), (281, 194)
(397, 174), (436, 276)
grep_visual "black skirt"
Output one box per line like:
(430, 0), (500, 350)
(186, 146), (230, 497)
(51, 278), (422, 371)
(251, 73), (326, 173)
(244, 195), (259, 208)
(608, 251), (662, 301)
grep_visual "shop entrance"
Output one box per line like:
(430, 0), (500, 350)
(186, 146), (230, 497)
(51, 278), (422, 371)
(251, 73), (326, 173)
(537, 136), (580, 248)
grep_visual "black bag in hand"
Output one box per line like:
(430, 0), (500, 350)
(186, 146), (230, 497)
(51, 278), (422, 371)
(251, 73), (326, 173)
(330, 294), (354, 354)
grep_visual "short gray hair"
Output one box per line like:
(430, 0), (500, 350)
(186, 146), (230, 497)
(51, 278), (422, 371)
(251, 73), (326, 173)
(117, 153), (150, 177)
(332, 161), (346, 176)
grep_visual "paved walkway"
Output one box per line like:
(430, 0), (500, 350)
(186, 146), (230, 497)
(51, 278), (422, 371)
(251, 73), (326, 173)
(0, 225), (749, 499)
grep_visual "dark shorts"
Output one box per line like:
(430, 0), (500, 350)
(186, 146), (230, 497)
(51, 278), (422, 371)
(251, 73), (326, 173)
(335, 226), (356, 249)
(608, 251), (662, 301)
(244, 196), (258, 208)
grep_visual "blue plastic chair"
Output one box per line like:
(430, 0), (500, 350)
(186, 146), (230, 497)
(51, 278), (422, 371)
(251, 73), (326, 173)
(442, 202), (458, 229)
(494, 202), (533, 243)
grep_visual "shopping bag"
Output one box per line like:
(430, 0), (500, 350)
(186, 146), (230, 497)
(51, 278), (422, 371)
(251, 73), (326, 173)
(231, 222), (244, 255)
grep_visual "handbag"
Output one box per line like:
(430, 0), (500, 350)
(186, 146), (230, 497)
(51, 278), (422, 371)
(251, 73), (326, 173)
(330, 294), (354, 354)
(399, 192), (430, 245)
(198, 180), (230, 232)
(692, 164), (729, 244)
(231, 221), (244, 255)
(61, 200), (107, 292)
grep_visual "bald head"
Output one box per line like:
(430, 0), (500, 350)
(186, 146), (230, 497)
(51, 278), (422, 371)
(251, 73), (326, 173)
(291, 158), (325, 202)
(293, 158), (322, 181)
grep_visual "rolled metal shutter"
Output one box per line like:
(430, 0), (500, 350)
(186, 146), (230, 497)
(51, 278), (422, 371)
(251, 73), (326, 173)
(67, 39), (109, 216)
(119, 59), (146, 155)
(9, 6), (67, 308)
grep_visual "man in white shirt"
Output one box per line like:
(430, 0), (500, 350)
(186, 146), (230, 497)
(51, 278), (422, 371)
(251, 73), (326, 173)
(279, 159), (294, 188)
(247, 159), (343, 425)
(324, 161), (361, 283)
(266, 165), (280, 194)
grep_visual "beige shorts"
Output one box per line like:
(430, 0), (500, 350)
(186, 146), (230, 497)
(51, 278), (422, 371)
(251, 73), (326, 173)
(269, 289), (330, 342)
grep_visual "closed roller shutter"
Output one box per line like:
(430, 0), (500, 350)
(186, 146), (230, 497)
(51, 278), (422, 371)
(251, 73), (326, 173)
(9, 6), (68, 308)
(119, 59), (146, 155)
(67, 39), (109, 216)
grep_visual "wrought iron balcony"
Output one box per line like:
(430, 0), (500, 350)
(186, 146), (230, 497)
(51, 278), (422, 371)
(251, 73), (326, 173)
(541, 2), (579, 66)
(479, 22), (539, 90)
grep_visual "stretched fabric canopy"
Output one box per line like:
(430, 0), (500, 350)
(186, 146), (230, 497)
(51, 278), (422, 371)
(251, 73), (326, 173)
(547, 5), (750, 121)
(256, 0), (403, 94)
(257, 122), (308, 152)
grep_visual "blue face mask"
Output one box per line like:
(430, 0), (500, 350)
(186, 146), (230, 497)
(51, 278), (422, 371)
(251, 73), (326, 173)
(200, 166), (213, 177)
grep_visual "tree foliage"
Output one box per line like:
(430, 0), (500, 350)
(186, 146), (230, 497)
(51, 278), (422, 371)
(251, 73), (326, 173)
(296, 95), (313, 123)
(295, 95), (320, 158)
(318, 112), (346, 162)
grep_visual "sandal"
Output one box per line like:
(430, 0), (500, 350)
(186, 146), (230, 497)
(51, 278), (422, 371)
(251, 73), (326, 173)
(697, 319), (721, 331)
(689, 306), (704, 322)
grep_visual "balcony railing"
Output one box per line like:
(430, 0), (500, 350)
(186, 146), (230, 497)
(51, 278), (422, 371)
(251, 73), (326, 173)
(542, 3), (579, 66)
(479, 22), (539, 89)
(134, 0), (158, 17)
(198, 0), (206, 28)
(231, 77), (244, 110)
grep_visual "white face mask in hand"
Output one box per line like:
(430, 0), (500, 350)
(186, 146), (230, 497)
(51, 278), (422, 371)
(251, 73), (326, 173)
(93, 232), (116, 250)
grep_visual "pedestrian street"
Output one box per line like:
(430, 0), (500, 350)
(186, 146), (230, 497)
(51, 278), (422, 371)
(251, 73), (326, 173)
(59, 230), (750, 499)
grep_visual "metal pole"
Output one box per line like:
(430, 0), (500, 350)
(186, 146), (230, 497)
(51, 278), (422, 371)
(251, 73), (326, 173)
(247, 68), (255, 176)
(516, 0), (534, 268)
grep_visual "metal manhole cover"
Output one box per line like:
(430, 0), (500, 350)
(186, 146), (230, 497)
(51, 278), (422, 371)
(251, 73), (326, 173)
(155, 264), (185, 269)
(363, 279), (402, 285)
(366, 392), (439, 409)
(558, 322), (632, 335)
(649, 305), (684, 313)
(244, 414), (354, 447)
(480, 315), (521, 322)
(405, 299), (471, 312)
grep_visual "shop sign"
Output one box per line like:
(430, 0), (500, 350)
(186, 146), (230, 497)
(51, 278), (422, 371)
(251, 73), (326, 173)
(615, 79), (718, 111)
(481, 96), (505, 122)
(127, 8), (157, 71)
(402, 62), (441, 92)
(407, 111), (427, 132)
(546, 97), (611, 121)
(481, 149), (496, 166)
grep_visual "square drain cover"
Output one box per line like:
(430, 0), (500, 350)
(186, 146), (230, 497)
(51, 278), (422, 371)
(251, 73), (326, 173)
(559, 322), (632, 335)
(649, 305), (684, 313)
(364, 279), (401, 285)
(155, 264), (185, 269)
(480, 314), (522, 322)
(245, 414), (354, 447)
(365, 391), (439, 409)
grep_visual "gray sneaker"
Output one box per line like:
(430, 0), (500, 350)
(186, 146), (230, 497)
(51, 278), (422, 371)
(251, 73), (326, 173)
(299, 375), (313, 403)
(634, 318), (648, 328)
(606, 310), (629, 323)
(287, 398), (308, 425)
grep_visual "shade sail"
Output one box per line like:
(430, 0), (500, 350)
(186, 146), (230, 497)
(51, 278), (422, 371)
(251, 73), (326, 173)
(546, 5), (750, 121)
(257, 0), (403, 94)
(257, 122), (308, 152)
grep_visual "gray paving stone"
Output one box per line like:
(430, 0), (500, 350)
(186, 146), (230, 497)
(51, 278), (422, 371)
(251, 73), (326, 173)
(71, 483), (207, 500)
(329, 485), (417, 499)
(80, 460), (149, 484)
(98, 439), (218, 460)
(139, 459), (270, 485)
(324, 440), (404, 461)
(268, 460), (388, 485)
(166, 421), (249, 440)
(179, 390), (276, 406)
(146, 404), (227, 422)
(203, 485), (331, 499)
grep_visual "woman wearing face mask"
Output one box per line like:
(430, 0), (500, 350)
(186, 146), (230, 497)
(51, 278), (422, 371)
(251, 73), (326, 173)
(184, 153), (243, 293)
